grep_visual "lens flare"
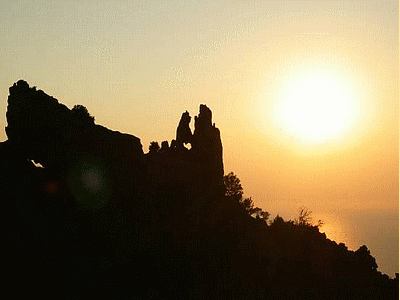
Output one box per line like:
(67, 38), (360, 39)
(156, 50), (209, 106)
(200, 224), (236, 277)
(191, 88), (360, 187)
(68, 155), (112, 208)
(82, 168), (103, 192)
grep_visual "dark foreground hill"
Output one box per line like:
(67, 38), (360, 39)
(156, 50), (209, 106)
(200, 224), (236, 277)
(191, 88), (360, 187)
(1, 80), (398, 299)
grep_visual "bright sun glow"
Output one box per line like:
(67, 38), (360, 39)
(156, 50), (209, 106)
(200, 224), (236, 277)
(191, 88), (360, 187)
(281, 76), (353, 141)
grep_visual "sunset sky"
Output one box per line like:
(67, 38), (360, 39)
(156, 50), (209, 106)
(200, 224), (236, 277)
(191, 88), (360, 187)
(0, 0), (398, 276)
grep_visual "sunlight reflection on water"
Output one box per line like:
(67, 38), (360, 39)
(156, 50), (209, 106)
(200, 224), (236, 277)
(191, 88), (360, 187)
(315, 208), (399, 278)
(316, 213), (357, 250)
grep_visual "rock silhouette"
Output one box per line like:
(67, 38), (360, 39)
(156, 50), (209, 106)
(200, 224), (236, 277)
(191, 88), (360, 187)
(1, 80), (398, 299)
(176, 110), (192, 147)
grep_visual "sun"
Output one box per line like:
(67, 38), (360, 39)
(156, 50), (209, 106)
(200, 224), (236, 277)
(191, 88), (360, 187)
(280, 75), (353, 142)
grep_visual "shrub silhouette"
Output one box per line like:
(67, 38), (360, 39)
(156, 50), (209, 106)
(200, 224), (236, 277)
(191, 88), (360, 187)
(149, 141), (160, 153)
(71, 104), (95, 126)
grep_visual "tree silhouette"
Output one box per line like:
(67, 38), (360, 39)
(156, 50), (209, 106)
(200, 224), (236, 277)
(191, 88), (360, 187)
(223, 172), (269, 222)
(149, 141), (160, 153)
(294, 206), (323, 228)
(253, 207), (270, 221)
(270, 214), (285, 226)
(355, 245), (378, 271)
(223, 171), (243, 200)
(71, 104), (95, 125)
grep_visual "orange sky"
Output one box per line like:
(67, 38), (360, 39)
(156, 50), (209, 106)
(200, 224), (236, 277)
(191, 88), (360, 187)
(0, 0), (398, 276)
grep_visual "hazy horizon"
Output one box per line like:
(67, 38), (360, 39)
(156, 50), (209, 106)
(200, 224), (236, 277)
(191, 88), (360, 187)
(0, 0), (398, 276)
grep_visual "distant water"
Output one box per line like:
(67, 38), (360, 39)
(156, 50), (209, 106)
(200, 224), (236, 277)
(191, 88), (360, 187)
(317, 207), (399, 278)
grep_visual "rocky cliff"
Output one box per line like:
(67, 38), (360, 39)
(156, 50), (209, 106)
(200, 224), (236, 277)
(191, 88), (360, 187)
(5, 80), (224, 208)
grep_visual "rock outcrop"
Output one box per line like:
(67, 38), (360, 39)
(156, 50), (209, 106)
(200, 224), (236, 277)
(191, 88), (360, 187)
(4, 80), (227, 244)
(6, 80), (145, 208)
(176, 110), (192, 147)
(5, 80), (224, 210)
(191, 104), (224, 195)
